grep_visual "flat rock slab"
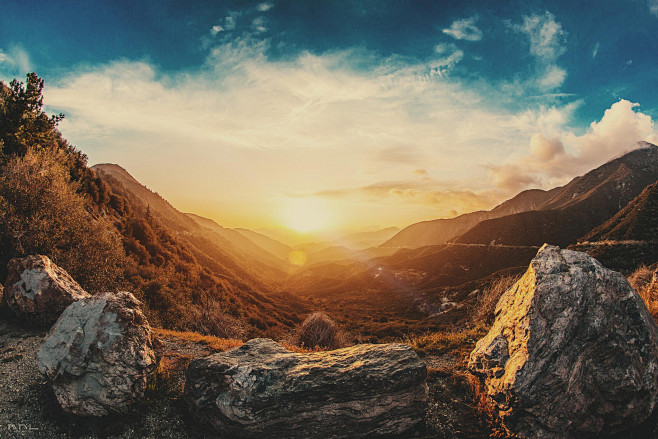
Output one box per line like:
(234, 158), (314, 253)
(38, 291), (157, 416)
(185, 338), (428, 438)
(469, 244), (658, 439)
(4, 255), (90, 324)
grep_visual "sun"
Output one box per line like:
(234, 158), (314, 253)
(282, 198), (331, 233)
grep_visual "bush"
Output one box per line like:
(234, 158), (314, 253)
(186, 297), (245, 339)
(292, 312), (346, 350)
(629, 265), (658, 320)
(0, 149), (126, 292)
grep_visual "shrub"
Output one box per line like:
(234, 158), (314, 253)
(629, 265), (658, 320)
(292, 312), (346, 350)
(472, 274), (521, 326)
(0, 149), (126, 292)
(185, 297), (245, 339)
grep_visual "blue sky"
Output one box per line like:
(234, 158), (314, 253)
(1, 0), (657, 230)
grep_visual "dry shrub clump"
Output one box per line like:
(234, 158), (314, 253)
(473, 274), (521, 326)
(185, 297), (245, 340)
(291, 312), (347, 350)
(629, 265), (658, 319)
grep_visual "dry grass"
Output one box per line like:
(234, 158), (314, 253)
(153, 328), (243, 352)
(406, 325), (487, 359)
(628, 265), (658, 319)
(148, 353), (193, 397)
(472, 273), (522, 326)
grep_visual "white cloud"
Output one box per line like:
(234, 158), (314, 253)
(252, 17), (267, 33)
(489, 99), (657, 192)
(650, 0), (658, 16)
(592, 42), (600, 59)
(258, 2), (273, 12)
(538, 65), (566, 90)
(45, 38), (643, 226)
(0, 46), (32, 75)
(210, 25), (224, 35)
(442, 16), (483, 41)
(509, 12), (567, 92)
(513, 12), (566, 61)
(225, 15), (237, 31)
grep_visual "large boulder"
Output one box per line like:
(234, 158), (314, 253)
(38, 291), (158, 416)
(3, 255), (90, 323)
(468, 244), (658, 439)
(184, 338), (427, 438)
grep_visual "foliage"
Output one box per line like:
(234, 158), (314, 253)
(291, 312), (346, 350)
(0, 149), (125, 292)
(0, 73), (301, 337)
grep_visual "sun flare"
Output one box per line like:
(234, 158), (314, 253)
(281, 198), (331, 233)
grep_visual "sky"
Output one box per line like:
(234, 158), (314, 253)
(1, 0), (658, 232)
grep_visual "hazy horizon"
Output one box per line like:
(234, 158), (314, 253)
(2, 0), (658, 231)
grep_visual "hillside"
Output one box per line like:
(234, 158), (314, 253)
(382, 189), (553, 248)
(0, 76), (308, 338)
(455, 143), (658, 247)
(582, 180), (658, 242)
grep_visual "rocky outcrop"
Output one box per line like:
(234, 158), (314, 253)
(3, 255), (90, 323)
(38, 291), (157, 416)
(185, 338), (427, 438)
(468, 244), (658, 439)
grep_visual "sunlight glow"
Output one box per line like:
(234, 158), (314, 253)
(288, 250), (308, 266)
(281, 198), (331, 233)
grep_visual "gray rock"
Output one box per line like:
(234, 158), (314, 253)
(38, 291), (157, 416)
(3, 255), (90, 323)
(184, 338), (427, 438)
(468, 244), (658, 439)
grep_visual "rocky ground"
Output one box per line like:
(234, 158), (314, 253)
(0, 306), (490, 439)
(3, 307), (658, 439)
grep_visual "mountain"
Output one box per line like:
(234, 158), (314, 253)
(384, 143), (658, 249)
(382, 189), (553, 248)
(569, 180), (658, 273)
(186, 214), (291, 276)
(92, 164), (309, 335)
(581, 180), (658, 242)
(93, 164), (200, 232)
(234, 228), (292, 261)
(455, 143), (658, 247)
(334, 227), (401, 249)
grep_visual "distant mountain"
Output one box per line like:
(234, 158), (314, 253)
(455, 143), (658, 247)
(384, 143), (658, 249)
(382, 189), (553, 248)
(93, 163), (309, 335)
(334, 227), (400, 249)
(234, 228), (292, 261)
(186, 214), (291, 275)
(582, 180), (658, 242)
(257, 226), (400, 250)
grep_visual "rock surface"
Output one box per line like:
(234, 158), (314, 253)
(3, 255), (90, 323)
(185, 338), (428, 438)
(468, 244), (658, 439)
(38, 291), (157, 416)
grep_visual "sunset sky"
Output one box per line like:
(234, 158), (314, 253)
(1, 0), (657, 231)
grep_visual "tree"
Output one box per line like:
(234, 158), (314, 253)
(0, 73), (64, 157)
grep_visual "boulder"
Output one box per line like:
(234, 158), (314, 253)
(184, 338), (427, 438)
(3, 255), (90, 323)
(38, 291), (157, 416)
(468, 244), (658, 439)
